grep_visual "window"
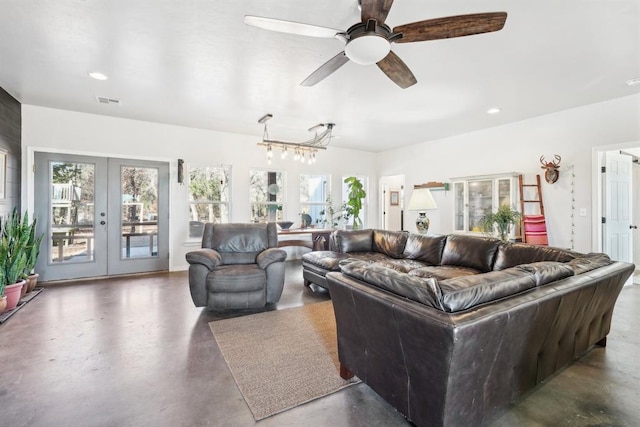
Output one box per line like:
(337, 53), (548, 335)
(300, 174), (329, 227)
(342, 175), (369, 229)
(188, 164), (231, 238)
(249, 169), (285, 223)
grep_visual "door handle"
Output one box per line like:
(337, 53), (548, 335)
(630, 225), (638, 229)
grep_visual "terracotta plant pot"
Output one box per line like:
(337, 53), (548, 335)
(4, 280), (26, 312)
(20, 281), (28, 299)
(0, 296), (7, 314)
(26, 273), (39, 293)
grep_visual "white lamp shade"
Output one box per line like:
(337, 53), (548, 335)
(407, 188), (437, 211)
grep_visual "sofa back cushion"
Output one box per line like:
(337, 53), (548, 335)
(372, 230), (409, 258)
(566, 253), (612, 275)
(403, 234), (447, 265)
(493, 243), (575, 270)
(516, 261), (574, 286)
(440, 234), (501, 272)
(438, 269), (536, 312)
(332, 229), (374, 253)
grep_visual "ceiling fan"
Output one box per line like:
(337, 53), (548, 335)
(244, 0), (507, 89)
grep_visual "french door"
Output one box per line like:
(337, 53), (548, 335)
(34, 153), (169, 281)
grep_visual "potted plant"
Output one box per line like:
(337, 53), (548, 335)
(24, 214), (44, 293)
(316, 194), (343, 230)
(344, 176), (367, 230)
(0, 213), (28, 313)
(479, 204), (521, 242)
(0, 208), (42, 312)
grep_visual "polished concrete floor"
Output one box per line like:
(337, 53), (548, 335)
(0, 263), (638, 427)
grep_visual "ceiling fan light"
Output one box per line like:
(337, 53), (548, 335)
(345, 35), (390, 65)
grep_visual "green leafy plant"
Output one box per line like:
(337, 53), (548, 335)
(344, 176), (367, 230)
(480, 204), (521, 241)
(316, 194), (343, 229)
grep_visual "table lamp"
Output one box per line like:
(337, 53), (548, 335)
(407, 187), (438, 234)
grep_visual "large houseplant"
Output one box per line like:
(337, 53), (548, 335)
(344, 176), (367, 230)
(480, 204), (521, 242)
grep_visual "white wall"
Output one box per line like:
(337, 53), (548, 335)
(21, 105), (377, 271)
(377, 94), (640, 253)
(20, 94), (640, 272)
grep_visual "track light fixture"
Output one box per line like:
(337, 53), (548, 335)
(256, 114), (334, 164)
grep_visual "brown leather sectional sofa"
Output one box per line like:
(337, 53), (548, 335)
(301, 229), (635, 426)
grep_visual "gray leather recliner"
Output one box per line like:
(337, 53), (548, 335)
(185, 223), (287, 310)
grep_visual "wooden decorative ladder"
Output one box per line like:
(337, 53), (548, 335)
(518, 175), (549, 245)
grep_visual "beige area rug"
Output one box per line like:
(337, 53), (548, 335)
(209, 301), (360, 420)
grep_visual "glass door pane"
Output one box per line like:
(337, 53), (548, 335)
(49, 161), (96, 263)
(497, 178), (512, 207)
(453, 182), (465, 231)
(120, 166), (159, 259)
(468, 180), (493, 232)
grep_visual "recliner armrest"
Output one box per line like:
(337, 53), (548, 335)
(186, 248), (222, 270)
(256, 248), (287, 269)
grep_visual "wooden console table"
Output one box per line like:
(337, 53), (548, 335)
(277, 229), (332, 251)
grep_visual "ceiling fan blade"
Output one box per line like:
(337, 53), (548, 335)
(376, 51), (417, 89)
(360, 0), (395, 25)
(301, 52), (350, 86)
(244, 15), (342, 38)
(393, 12), (507, 43)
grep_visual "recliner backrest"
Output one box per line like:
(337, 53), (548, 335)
(202, 223), (277, 264)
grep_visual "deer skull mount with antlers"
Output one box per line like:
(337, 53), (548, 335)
(540, 155), (561, 184)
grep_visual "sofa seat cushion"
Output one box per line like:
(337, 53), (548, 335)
(440, 234), (501, 272)
(208, 264), (266, 292)
(302, 251), (351, 272)
(339, 261), (443, 310)
(403, 234), (447, 265)
(373, 259), (430, 274)
(372, 230), (409, 258)
(438, 269), (537, 312)
(409, 265), (480, 281)
(493, 243), (576, 270)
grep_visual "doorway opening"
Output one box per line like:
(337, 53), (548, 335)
(379, 174), (405, 231)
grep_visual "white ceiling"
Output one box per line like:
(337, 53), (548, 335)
(1, 0), (639, 152)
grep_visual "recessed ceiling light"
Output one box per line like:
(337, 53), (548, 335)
(626, 78), (640, 87)
(487, 108), (501, 114)
(89, 72), (108, 81)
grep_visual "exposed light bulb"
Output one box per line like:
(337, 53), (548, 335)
(281, 147), (288, 159)
(300, 152), (306, 163)
(267, 145), (273, 158)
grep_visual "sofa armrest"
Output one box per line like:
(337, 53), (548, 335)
(257, 247), (287, 269)
(186, 248), (222, 270)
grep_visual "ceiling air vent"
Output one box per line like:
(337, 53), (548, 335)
(96, 96), (120, 105)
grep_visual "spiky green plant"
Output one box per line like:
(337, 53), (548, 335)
(0, 208), (43, 295)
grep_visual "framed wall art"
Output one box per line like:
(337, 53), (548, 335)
(390, 190), (399, 206)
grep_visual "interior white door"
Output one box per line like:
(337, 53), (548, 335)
(603, 151), (633, 262)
